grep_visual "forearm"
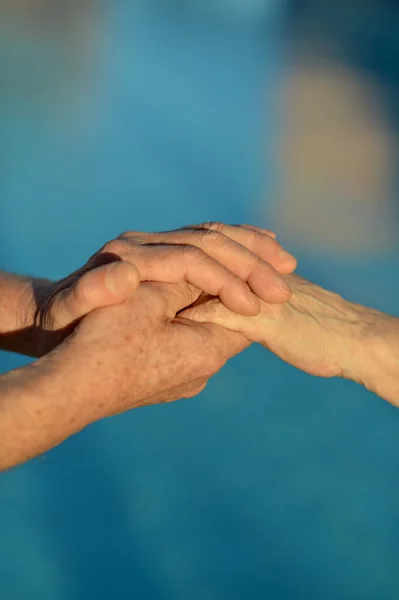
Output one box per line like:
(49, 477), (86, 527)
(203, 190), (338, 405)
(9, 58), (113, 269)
(0, 345), (97, 471)
(0, 271), (51, 356)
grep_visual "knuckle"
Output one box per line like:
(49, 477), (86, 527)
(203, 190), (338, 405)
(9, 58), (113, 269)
(201, 221), (226, 233)
(102, 239), (129, 256)
(181, 244), (205, 262)
(197, 228), (225, 247)
(166, 282), (198, 313)
(245, 229), (270, 251)
(199, 298), (227, 321)
(179, 282), (198, 306)
(119, 231), (149, 243)
(254, 229), (271, 246)
(246, 255), (267, 276)
(72, 277), (89, 306)
(246, 229), (278, 256)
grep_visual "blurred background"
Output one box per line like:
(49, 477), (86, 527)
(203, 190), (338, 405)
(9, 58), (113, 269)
(1, 1), (399, 599)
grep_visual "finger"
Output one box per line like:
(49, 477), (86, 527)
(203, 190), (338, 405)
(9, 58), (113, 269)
(137, 229), (292, 303)
(181, 297), (245, 327)
(49, 261), (140, 329)
(133, 246), (261, 316)
(118, 222), (296, 276)
(239, 224), (278, 239)
(238, 225), (297, 274)
(119, 225), (278, 241)
(177, 222), (296, 274)
(179, 298), (264, 344)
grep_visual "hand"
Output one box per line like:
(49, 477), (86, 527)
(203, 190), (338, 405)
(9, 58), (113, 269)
(95, 223), (296, 313)
(43, 281), (251, 426)
(31, 222), (297, 355)
(0, 281), (250, 469)
(180, 274), (399, 405)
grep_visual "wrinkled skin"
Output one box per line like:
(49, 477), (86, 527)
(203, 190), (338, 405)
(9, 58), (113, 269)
(32, 222), (296, 355)
(181, 274), (399, 406)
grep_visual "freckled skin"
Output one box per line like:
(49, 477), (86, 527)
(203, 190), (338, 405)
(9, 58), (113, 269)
(0, 282), (250, 470)
(59, 282), (249, 421)
(0, 222), (296, 470)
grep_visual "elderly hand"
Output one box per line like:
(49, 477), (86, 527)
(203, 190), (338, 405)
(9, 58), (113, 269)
(180, 274), (399, 405)
(30, 222), (296, 355)
(60, 281), (250, 418)
(0, 280), (251, 468)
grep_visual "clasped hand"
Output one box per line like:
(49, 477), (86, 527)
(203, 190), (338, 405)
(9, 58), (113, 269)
(28, 222), (295, 420)
(30, 222), (399, 415)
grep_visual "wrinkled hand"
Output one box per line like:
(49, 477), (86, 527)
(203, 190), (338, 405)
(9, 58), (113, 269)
(180, 274), (377, 381)
(52, 281), (250, 425)
(95, 223), (296, 311)
(182, 274), (399, 405)
(32, 222), (296, 355)
(0, 281), (251, 469)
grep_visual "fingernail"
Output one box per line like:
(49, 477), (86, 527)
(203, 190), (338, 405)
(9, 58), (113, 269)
(278, 247), (296, 262)
(275, 277), (291, 295)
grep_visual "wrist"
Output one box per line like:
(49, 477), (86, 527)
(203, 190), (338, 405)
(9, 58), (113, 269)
(343, 306), (399, 405)
(363, 314), (399, 405)
(0, 342), (98, 470)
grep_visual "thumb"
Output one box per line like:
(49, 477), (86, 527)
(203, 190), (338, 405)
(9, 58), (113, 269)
(48, 261), (140, 330)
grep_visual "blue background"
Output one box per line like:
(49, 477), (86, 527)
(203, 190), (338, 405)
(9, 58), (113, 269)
(1, 3), (399, 599)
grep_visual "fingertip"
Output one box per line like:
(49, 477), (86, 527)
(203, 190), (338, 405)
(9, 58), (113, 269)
(244, 293), (261, 316)
(222, 290), (261, 317)
(248, 271), (292, 304)
(277, 246), (297, 263)
(276, 257), (298, 274)
(274, 279), (292, 303)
